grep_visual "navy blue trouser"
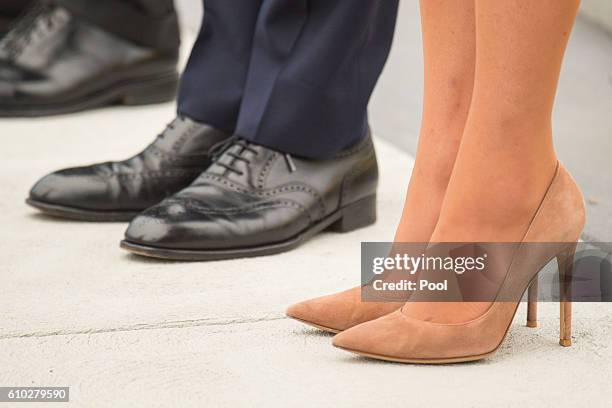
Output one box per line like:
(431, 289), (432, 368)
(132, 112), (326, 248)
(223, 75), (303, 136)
(178, 0), (399, 159)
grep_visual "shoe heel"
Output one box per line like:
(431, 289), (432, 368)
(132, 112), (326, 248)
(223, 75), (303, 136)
(527, 278), (538, 328)
(328, 195), (377, 233)
(122, 73), (179, 106)
(558, 243), (577, 347)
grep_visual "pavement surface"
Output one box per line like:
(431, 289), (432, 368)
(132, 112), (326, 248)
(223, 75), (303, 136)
(1, 3), (612, 408)
(2, 103), (612, 407)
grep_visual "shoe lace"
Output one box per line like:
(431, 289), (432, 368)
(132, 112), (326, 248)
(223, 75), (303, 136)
(208, 136), (297, 176)
(0, 3), (61, 60)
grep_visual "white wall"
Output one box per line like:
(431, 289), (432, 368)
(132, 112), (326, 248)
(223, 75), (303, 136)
(582, 0), (612, 33)
(175, 0), (203, 34)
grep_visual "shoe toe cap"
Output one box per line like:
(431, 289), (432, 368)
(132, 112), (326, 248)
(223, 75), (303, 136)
(124, 195), (307, 250)
(332, 319), (385, 354)
(123, 200), (204, 248)
(332, 311), (408, 358)
(286, 290), (359, 333)
(29, 168), (108, 208)
(124, 211), (178, 247)
(286, 300), (337, 330)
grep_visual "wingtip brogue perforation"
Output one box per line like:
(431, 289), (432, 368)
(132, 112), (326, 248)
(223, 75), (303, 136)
(121, 135), (380, 261)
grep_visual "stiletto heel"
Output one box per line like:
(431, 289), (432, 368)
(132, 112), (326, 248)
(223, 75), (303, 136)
(527, 279), (538, 328)
(558, 244), (576, 347)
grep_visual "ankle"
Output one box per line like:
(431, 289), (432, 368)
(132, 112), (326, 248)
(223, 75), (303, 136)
(432, 158), (559, 242)
(395, 166), (452, 243)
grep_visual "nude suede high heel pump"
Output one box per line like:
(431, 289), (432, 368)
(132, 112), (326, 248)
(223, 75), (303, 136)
(285, 244), (429, 333)
(286, 286), (405, 333)
(332, 162), (585, 363)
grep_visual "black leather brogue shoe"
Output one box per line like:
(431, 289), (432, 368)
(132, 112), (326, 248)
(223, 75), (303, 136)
(0, 2), (179, 117)
(121, 135), (379, 261)
(27, 116), (230, 221)
(0, 0), (29, 37)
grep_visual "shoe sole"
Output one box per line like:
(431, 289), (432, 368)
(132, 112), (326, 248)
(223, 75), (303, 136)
(332, 345), (495, 364)
(120, 195), (377, 261)
(0, 71), (178, 117)
(26, 198), (139, 222)
(286, 316), (342, 334)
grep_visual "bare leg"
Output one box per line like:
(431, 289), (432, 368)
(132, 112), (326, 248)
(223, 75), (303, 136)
(405, 0), (581, 323)
(394, 0), (475, 243)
